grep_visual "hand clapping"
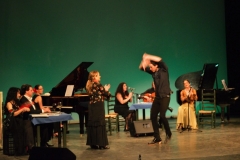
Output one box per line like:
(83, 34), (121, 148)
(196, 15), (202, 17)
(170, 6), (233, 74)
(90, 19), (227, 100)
(104, 84), (111, 91)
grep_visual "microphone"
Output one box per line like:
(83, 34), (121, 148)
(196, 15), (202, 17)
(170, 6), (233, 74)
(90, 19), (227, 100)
(128, 87), (135, 92)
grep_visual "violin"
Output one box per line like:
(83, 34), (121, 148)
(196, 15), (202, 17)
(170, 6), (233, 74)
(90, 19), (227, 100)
(142, 92), (155, 102)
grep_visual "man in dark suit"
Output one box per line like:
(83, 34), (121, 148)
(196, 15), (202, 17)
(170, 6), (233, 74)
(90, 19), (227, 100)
(20, 84), (51, 150)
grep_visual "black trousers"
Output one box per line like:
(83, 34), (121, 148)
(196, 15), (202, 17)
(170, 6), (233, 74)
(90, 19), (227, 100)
(23, 120), (34, 148)
(151, 96), (171, 140)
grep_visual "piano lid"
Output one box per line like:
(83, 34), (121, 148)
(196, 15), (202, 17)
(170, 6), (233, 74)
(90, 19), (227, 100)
(198, 63), (219, 89)
(175, 63), (219, 90)
(175, 70), (202, 90)
(53, 62), (93, 94)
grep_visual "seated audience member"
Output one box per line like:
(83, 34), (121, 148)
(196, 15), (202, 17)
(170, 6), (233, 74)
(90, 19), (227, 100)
(176, 79), (198, 132)
(33, 84), (54, 147)
(140, 82), (173, 128)
(114, 82), (135, 131)
(20, 84), (51, 151)
(3, 87), (30, 156)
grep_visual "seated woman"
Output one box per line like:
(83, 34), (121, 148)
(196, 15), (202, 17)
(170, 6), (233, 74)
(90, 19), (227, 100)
(114, 82), (135, 131)
(3, 87), (30, 156)
(33, 84), (53, 147)
(176, 79), (198, 132)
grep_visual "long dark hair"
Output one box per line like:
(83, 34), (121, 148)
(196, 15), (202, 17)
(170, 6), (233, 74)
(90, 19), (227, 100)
(4, 87), (20, 112)
(115, 82), (129, 98)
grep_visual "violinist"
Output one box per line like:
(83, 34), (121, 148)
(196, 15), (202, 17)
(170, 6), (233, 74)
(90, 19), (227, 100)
(176, 79), (198, 132)
(140, 82), (173, 128)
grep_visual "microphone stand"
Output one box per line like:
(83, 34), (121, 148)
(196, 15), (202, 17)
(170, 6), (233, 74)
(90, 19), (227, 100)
(184, 87), (192, 132)
(186, 96), (191, 132)
(185, 88), (202, 133)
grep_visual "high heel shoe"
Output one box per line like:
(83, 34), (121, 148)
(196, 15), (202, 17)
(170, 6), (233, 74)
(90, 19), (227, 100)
(177, 127), (183, 133)
(99, 146), (110, 149)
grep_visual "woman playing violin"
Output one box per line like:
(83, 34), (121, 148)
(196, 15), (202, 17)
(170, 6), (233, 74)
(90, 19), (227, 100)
(176, 79), (198, 132)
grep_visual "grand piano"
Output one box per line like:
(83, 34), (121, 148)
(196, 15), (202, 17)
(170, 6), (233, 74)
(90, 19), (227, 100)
(42, 62), (93, 134)
(175, 63), (239, 122)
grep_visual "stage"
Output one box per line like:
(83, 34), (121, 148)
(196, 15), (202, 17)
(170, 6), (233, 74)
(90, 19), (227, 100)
(1, 117), (240, 160)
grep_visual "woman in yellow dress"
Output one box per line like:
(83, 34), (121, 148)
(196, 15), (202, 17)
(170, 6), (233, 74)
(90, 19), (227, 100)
(176, 79), (198, 132)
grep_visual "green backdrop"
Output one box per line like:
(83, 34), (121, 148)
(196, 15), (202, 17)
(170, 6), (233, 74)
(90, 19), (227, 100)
(0, 0), (226, 119)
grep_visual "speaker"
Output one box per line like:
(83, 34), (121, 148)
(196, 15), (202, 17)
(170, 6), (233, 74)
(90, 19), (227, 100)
(130, 120), (154, 137)
(29, 147), (76, 160)
(133, 120), (154, 134)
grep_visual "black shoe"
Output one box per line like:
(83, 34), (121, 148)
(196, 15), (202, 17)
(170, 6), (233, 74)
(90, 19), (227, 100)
(148, 138), (162, 145)
(90, 145), (99, 149)
(164, 133), (172, 144)
(168, 107), (173, 112)
(46, 143), (54, 147)
(99, 146), (110, 149)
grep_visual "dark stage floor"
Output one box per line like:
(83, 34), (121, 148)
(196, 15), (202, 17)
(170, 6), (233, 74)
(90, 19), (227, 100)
(1, 117), (240, 160)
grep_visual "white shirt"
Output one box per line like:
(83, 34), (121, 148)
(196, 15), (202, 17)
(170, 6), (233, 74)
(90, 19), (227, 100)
(24, 95), (36, 110)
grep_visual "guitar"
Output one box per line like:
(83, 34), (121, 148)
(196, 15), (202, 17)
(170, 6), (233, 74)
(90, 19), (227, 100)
(142, 92), (155, 102)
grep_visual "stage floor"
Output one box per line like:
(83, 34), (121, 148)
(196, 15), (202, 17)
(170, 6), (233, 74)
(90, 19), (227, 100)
(1, 117), (240, 160)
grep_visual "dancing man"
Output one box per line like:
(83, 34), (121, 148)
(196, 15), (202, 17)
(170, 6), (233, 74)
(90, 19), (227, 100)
(139, 53), (172, 144)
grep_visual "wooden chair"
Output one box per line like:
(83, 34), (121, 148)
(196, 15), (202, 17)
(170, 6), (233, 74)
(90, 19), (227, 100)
(198, 89), (216, 128)
(105, 96), (125, 135)
(105, 96), (119, 135)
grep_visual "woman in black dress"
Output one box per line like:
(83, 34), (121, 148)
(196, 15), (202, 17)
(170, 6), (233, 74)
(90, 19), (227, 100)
(114, 82), (134, 131)
(86, 70), (111, 149)
(33, 84), (52, 147)
(3, 87), (30, 156)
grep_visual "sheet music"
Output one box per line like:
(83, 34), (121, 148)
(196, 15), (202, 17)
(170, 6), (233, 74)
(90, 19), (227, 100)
(30, 114), (49, 117)
(221, 79), (228, 91)
(65, 85), (74, 96)
(221, 79), (234, 91)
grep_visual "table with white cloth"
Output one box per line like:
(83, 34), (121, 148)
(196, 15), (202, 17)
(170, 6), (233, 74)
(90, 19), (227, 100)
(30, 112), (73, 148)
(129, 102), (152, 120)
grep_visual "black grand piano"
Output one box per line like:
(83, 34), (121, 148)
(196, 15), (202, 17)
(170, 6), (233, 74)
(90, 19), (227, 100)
(42, 62), (93, 134)
(175, 63), (239, 122)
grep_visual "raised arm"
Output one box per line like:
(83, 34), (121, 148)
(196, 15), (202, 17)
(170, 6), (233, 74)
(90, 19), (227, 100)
(116, 92), (132, 104)
(139, 53), (162, 70)
(35, 95), (51, 113)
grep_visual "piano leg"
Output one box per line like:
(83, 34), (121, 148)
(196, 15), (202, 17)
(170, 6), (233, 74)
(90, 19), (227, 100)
(219, 104), (229, 122)
(76, 102), (89, 135)
(77, 110), (88, 134)
(227, 105), (230, 121)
